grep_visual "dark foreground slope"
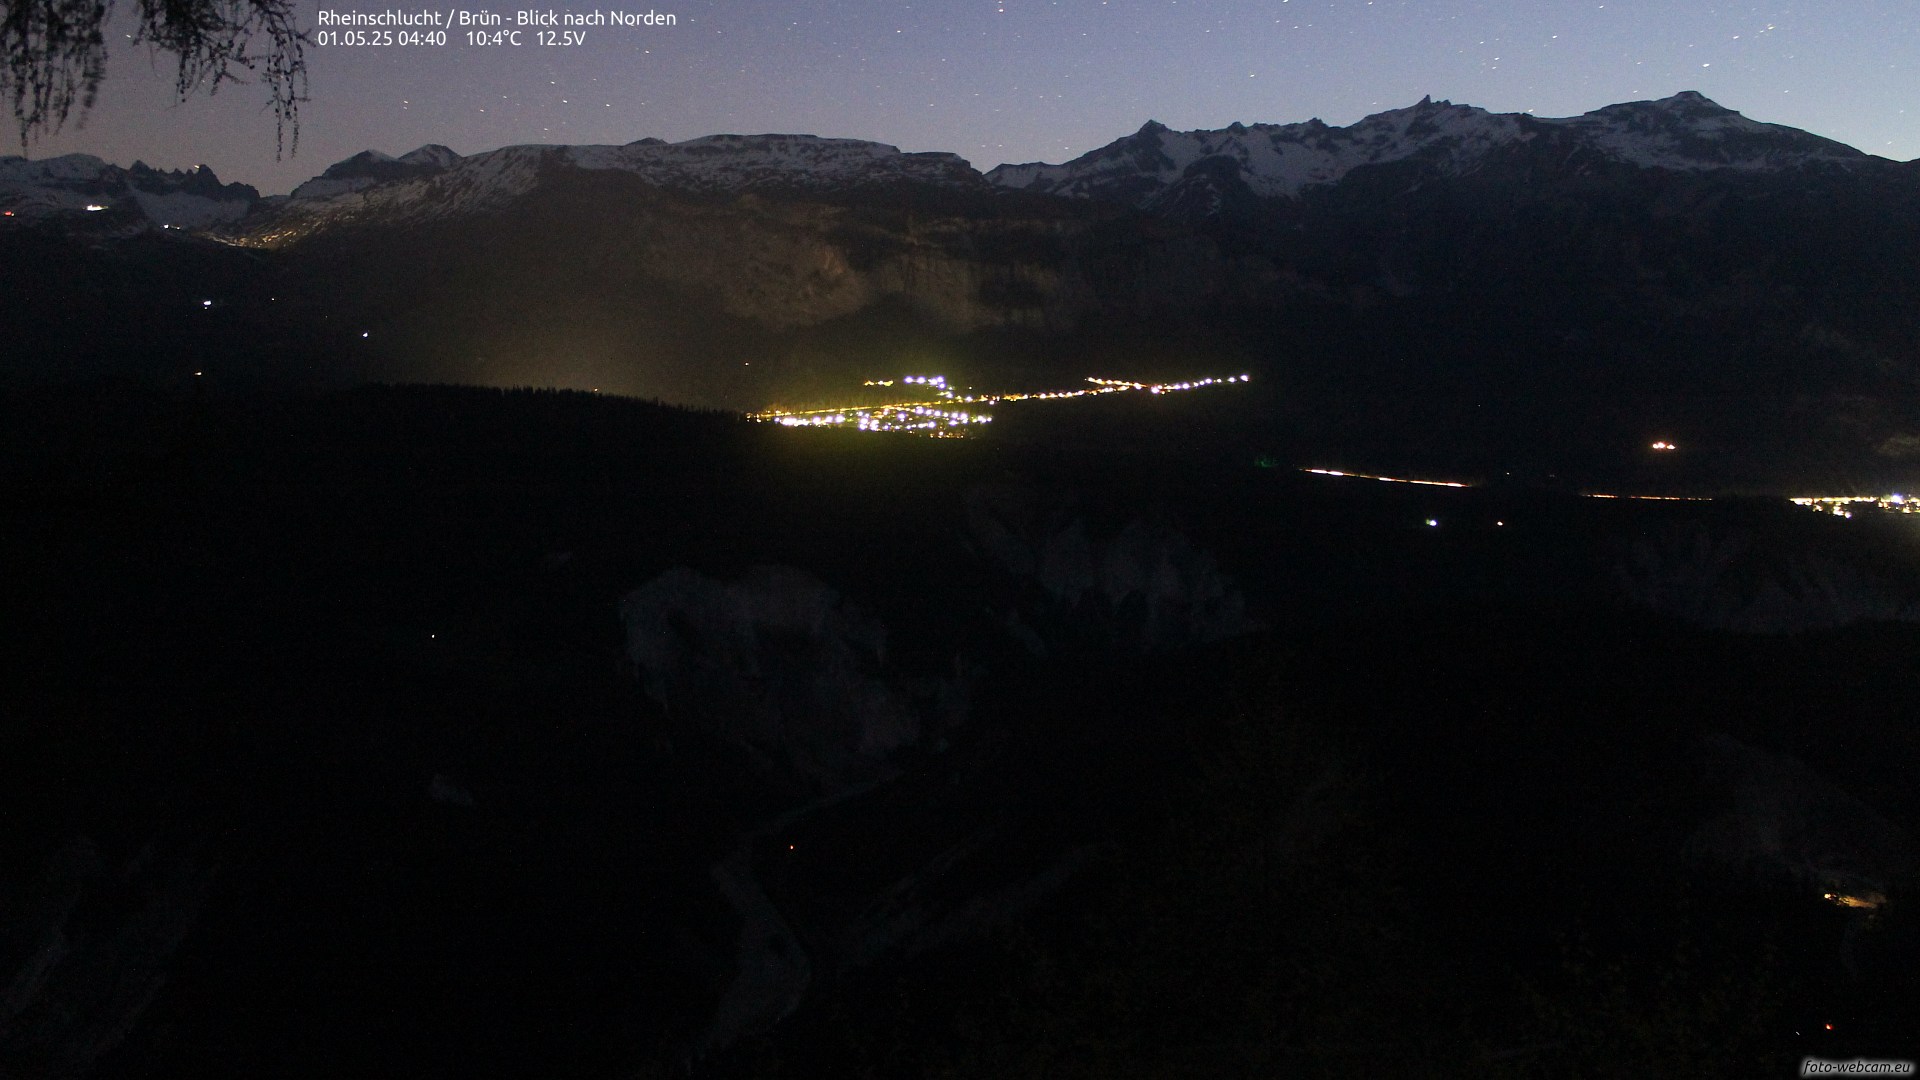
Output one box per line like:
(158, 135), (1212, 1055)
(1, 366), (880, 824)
(2, 384), (1915, 1076)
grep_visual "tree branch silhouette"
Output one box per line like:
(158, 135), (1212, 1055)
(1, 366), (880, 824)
(0, 0), (306, 157)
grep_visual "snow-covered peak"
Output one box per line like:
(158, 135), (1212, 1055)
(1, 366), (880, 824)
(0, 154), (257, 228)
(2, 153), (111, 183)
(1534, 90), (1866, 170)
(987, 93), (1873, 208)
(290, 146), (462, 199)
(986, 96), (1524, 204)
(398, 144), (463, 169)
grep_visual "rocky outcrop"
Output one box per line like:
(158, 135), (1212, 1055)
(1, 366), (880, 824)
(967, 487), (1259, 653)
(1616, 524), (1920, 633)
(625, 531), (1250, 1059)
(1686, 734), (1914, 901)
(620, 565), (964, 793)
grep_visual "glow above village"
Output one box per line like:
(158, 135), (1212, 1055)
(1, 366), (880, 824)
(748, 373), (1252, 436)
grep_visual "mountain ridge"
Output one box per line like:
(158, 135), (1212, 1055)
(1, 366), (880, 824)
(2, 91), (1904, 235)
(984, 92), (1883, 217)
(8, 91), (1920, 493)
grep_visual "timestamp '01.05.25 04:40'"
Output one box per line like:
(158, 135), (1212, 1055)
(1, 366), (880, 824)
(313, 29), (447, 46)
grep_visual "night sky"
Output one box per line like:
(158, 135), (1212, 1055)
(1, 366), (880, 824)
(19, 0), (1919, 194)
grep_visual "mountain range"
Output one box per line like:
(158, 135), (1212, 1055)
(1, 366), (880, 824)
(6, 91), (1919, 490)
(3, 92), (1899, 229)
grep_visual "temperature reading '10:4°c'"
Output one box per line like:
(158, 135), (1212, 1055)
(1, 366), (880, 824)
(465, 29), (588, 45)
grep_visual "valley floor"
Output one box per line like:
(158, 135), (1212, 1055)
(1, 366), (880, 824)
(1, 383), (1915, 1077)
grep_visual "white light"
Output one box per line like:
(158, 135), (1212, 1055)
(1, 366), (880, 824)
(201, 299), (213, 308)
(1425, 518), (1439, 527)
(85, 204), (107, 212)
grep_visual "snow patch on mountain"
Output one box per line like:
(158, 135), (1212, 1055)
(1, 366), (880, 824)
(987, 92), (1871, 207)
(125, 188), (251, 227)
(398, 144), (462, 168)
(290, 146), (467, 199)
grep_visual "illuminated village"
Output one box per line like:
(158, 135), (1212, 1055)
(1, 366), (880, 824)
(1792, 494), (1920, 519)
(748, 373), (1252, 436)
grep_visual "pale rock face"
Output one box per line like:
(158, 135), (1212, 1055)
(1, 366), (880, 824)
(236, 136), (1107, 332)
(620, 565), (958, 792)
(967, 487), (1260, 652)
(261, 134), (982, 237)
(239, 153), (1211, 333)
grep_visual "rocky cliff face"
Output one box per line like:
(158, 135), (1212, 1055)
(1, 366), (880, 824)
(232, 148), (1226, 338)
(620, 564), (964, 793)
(242, 134), (987, 242)
(1618, 523), (1920, 633)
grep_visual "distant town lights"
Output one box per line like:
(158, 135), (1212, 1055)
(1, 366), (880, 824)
(1792, 494), (1920, 518)
(1651, 440), (1677, 451)
(752, 371), (1248, 438)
